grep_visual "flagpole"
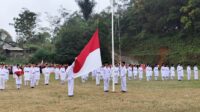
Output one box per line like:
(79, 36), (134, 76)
(111, 0), (115, 92)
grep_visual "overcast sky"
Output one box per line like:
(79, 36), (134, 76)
(0, 0), (110, 41)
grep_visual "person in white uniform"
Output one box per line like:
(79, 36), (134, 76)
(127, 64), (133, 80)
(103, 64), (111, 92)
(194, 64), (198, 80)
(146, 65), (150, 81)
(100, 66), (104, 80)
(133, 65), (138, 80)
(54, 66), (60, 80)
(12, 65), (17, 78)
(30, 65), (36, 88)
(15, 65), (23, 89)
(170, 64), (175, 80)
(138, 65), (143, 80)
(149, 65), (153, 81)
(66, 64), (74, 97)
(34, 65), (41, 86)
(187, 64), (191, 80)
(120, 62), (127, 92)
(95, 67), (101, 86)
(24, 65), (31, 86)
(4, 66), (9, 82)
(161, 64), (165, 80)
(165, 65), (170, 80)
(0, 65), (6, 90)
(42, 65), (51, 85)
(113, 63), (119, 85)
(154, 64), (159, 80)
(177, 64), (184, 81)
(60, 65), (67, 85)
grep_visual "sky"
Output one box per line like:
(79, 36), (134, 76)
(0, 0), (110, 41)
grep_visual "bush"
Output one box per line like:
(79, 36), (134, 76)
(0, 55), (6, 62)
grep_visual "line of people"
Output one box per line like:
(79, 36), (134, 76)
(0, 64), (75, 96)
(0, 63), (199, 95)
(90, 63), (199, 92)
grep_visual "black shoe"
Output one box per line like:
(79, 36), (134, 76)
(104, 90), (109, 92)
(68, 95), (74, 97)
(31, 87), (35, 88)
(121, 91), (126, 93)
(45, 84), (49, 85)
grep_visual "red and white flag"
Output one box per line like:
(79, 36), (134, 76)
(73, 29), (102, 78)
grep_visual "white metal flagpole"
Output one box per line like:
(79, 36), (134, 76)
(111, 0), (115, 92)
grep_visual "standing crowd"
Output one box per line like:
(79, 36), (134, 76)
(0, 63), (199, 96)
(91, 63), (199, 92)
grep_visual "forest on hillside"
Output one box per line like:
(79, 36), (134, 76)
(2, 0), (200, 65)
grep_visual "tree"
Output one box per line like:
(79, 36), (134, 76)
(45, 6), (69, 40)
(13, 8), (38, 46)
(180, 0), (200, 33)
(76, 0), (96, 21)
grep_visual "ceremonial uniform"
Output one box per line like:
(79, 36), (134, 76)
(12, 66), (17, 78)
(127, 66), (133, 80)
(4, 67), (9, 82)
(133, 66), (138, 80)
(100, 67), (104, 80)
(24, 67), (31, 86)
(170, 66), (175, 80)
(42, 67), (51, 85)
(0, 67), (6, 90)
(165, 66), (170, 80)
(113, 66), (119, 85)
(54, 67), (60, 80)
(187, 66), (191, 80)
(177, 65), (184, 81)
(60, 67), (67, 84)
(66, 65), (74, 97)
(146, 66), (151, 81)
(30, 67), (36, 88)
(103, 66), (111, 92)
(120, 65), (127, 92)
(149, 66), (153, 80)
(35, 66), (41, 85)
(95, 68), (101, 85)
(15, 68), (23, 89)
(154, 66), (159, 80)
(161, 66), (165, 80)
(138, 66), (143, 80)
(194, 66), (198, 80)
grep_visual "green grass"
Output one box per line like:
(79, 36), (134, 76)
(0, 72), (200, 112)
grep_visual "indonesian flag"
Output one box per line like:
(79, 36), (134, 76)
(73, 29), (102, 78)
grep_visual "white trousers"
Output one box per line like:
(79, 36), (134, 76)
(68, 79), (74, 96)
(30, 75), (36, 87)
(55, 73), (59, 80)
(121, 76), (127, 91)
(139, 73), (143, 80)
(44, 74), (50, 84)
(114, 75), (118, 84)
(194, 72), (198, 80)
(0, 76), (5, 89)
(187, 72), (191, 80)
(104, 78), (109, 91)
(96, 74), (100, 85)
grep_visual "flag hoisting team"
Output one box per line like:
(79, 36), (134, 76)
(0, 63), (199, 96)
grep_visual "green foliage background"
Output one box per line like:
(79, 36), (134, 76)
(7, 0), (200, 65)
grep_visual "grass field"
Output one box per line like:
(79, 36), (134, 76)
(1, 72), (200, 112)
